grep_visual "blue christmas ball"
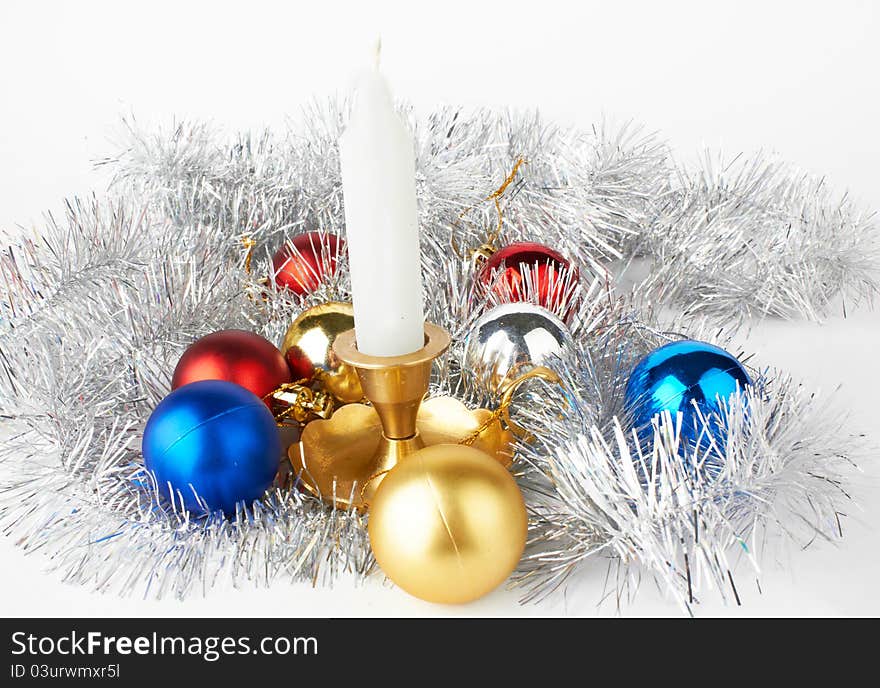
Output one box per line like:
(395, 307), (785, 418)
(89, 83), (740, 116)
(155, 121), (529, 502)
(623, 340), (751, 446)
(142, 379), (281, 514)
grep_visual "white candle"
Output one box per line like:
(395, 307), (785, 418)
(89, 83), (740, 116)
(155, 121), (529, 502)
(339, 55), (425, 357)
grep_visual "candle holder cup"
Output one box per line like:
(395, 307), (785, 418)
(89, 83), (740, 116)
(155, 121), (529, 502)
(290, 322), (512, 510)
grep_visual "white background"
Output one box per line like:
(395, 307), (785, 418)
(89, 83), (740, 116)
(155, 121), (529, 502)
(0, 0), (878, 617)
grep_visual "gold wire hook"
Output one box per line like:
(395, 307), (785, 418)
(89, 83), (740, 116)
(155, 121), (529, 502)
(241, 234), (257, 274)
(450, 157), (527, 260)
(497, 365), (564, 440)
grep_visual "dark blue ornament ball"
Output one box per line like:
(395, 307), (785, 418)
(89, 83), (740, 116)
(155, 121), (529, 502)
(624, 340), (751, 445)
(142, 379), (281, 514)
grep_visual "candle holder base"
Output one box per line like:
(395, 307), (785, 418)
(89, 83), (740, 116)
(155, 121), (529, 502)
(290, 396), (512, 511)
(289, 322), (515, 510)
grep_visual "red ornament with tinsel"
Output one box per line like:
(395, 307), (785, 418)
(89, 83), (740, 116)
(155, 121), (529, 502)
(171, 330), (292, 406)
(271, 232), (345, 296)
(475, 241), (578, 319)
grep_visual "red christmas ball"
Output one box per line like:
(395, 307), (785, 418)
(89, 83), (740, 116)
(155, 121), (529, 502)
(476, 241), (578, 315)
(171, 330), (292, 406)
(271, 232), (345, 296)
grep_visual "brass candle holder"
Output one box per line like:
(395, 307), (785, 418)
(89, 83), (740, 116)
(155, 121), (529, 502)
(289, 322), (513, 510)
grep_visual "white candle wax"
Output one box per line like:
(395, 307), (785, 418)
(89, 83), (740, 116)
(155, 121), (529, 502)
(339, 67), (425, 357)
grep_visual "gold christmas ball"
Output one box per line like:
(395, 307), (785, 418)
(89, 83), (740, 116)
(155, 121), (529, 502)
(368, 443), (527, 604)
(281, 302), (363, 403)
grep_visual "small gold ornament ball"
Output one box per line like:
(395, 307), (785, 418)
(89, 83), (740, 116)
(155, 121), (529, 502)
(281, 302), (363, 403)
(368, 443), (527, 604)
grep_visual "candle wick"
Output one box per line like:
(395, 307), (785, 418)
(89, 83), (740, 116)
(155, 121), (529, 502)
(373, 36), (382, 71)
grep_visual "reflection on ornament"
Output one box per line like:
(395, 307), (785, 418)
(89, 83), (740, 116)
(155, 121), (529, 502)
(463, 302), (574, 393)
(171, 329), (291, 407)
(368, 443), (527, 604)
(281, 302), (363, 403)
(624, 339), (752, 449)
(143, 380), (281, 514)
(272, 232), (345, 296)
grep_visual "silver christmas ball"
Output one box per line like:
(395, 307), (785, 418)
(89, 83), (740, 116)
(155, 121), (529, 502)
(463, 303), (574, 393)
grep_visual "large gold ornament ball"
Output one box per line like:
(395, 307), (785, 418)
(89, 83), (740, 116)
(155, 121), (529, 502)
(281, 302), (363, 403)
(368, 443), (527, 604)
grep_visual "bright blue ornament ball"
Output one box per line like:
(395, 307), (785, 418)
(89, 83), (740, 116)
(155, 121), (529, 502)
(142, 379), (281, 514)
(623, 340), (751, 446)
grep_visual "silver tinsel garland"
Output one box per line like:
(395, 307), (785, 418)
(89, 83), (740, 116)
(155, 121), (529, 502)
(641, 152), (880, 321)
(510, 316), (861, 614)
(0, 103), (872, 611)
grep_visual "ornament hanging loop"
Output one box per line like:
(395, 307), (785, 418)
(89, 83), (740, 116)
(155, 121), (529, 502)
(497, 365), (564, 440)
(241, 234), (257, 274)
(450, 157), (527, 261)
(484, 156), (526, 248)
